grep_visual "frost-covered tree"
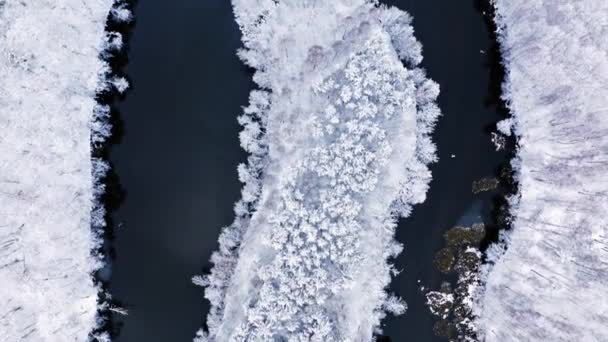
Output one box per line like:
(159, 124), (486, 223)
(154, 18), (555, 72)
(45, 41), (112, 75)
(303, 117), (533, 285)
(194, 1), (440, 341)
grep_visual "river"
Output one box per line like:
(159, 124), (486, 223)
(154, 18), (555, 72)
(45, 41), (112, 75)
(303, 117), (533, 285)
(379, 0), (507, 340)
(107, 1), (251, 341)
(107, 0), (507, 341)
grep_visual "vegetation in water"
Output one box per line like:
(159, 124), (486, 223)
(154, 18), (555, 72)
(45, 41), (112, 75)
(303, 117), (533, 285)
(425, 223), (486, 341)
(471, 177), (499, 194)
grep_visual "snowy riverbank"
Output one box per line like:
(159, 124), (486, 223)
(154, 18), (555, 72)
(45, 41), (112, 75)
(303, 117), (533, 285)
(195, 0), (440, 340)
(475, 1), (608, 340)
(0, 1), (128, 340)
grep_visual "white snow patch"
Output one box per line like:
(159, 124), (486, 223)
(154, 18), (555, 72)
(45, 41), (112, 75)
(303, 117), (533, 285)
(495, 118), (512, 136)
(426, 291), (454, 319)
(0, 1), (128, 341)
(475, 1), (608, 341)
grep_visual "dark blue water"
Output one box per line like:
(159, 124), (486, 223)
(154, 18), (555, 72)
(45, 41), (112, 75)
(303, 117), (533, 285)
(379, 0), (507, 340)
(108, 0), (505, 341)
(107, 1), (252, 341)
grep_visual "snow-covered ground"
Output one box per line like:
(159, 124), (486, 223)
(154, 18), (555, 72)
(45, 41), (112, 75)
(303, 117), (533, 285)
(195, 0), (439, 341)
(476, 1), (608, 341)
(0, 1), (127, 340)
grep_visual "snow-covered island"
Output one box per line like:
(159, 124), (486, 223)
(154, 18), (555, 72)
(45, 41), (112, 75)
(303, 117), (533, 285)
(194, 0), (440, 340)
(0, 1), (128, 341)
(5, 0), (606, 340)
(475, 1), (608, 341)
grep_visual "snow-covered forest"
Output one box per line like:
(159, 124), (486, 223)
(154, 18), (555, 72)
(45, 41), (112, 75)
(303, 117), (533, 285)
(3, 0), (608, 341)
(194, 0), (440, 340)
(0, 1), (128, 340)
(474, 1), (608, 341)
